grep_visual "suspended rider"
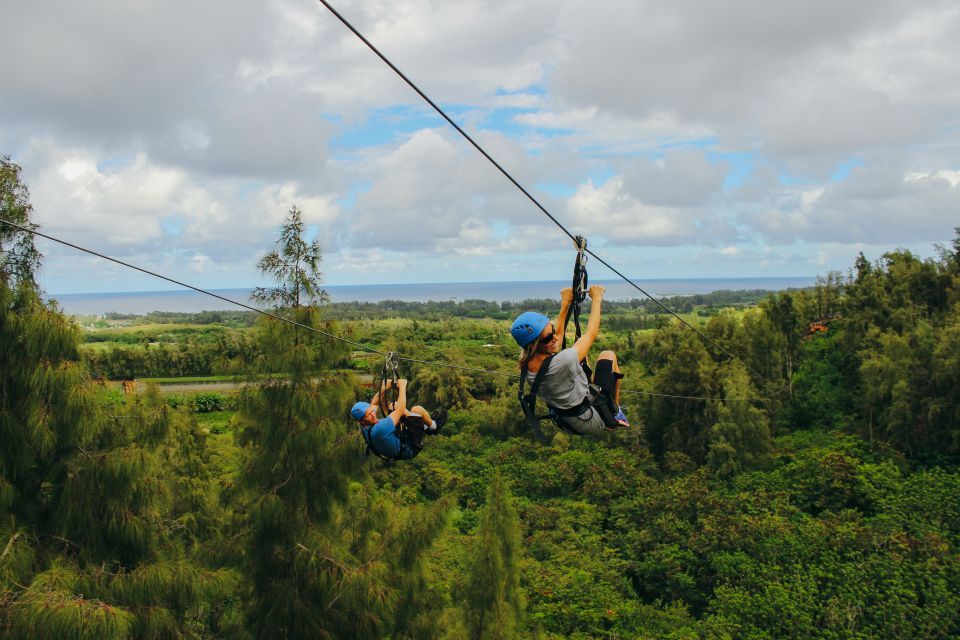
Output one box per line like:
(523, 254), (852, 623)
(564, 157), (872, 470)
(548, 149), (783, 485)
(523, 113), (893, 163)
(351, 378), (446, 461)
(513, 284), (629, 436)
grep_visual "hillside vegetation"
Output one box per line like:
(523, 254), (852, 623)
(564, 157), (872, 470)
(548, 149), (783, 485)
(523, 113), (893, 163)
(3, 162), (960, 638)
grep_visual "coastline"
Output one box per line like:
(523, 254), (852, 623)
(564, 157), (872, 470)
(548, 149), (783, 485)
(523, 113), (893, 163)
(50, 276), (817, 316)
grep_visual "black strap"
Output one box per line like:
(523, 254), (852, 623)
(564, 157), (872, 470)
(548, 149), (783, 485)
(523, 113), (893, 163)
(518, 355), (557, 443)
(361, 415), (421, 461)
(361, 424), (394, 461)
(377, 352), (400, 418)
(562, 236), (592, 380)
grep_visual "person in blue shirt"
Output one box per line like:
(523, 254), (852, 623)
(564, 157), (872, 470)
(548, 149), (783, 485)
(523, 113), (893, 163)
(351, 378), (445, 460)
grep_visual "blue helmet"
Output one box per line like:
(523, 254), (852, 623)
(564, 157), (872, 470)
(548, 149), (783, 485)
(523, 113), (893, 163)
(511, 311), (550, 347)
(351, 401), (371, 421)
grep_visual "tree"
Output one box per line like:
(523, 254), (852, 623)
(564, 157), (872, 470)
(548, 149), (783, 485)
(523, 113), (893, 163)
(761, 292), (805, 394)
(237, 211), (445, 638)
(644, 323), (719, 462)
(462, 475), (525, 640)
(251, 205), (328, 309)
(0, 267), (230, 637)
(707, 363), (772, 477)
(0, 157), (41, 288)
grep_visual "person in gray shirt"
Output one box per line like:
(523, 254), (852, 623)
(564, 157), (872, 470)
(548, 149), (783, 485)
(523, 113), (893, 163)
(511, 285), (628, 435)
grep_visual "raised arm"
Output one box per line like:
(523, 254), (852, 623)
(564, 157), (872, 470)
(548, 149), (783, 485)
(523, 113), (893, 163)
(573, 285), (604, 362)
(387, 379), (408, 426)
(555, 287), (574, 343)
(370, 378), (392, 411)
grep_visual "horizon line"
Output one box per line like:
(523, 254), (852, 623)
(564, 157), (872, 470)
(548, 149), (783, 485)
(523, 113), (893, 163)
(49, 275), (819, 298)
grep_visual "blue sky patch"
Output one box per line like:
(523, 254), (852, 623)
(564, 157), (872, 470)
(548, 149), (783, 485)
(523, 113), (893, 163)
(535, 181), (577, 198)
(491, 221), (512, 239)
(330, 106), (445, 149)
(706, 150), (755, 189)
(337, 181), (373, 210)
(161, 215), (184, 237)
(830, 157), (864, 182)
(95, 154), (136, 174)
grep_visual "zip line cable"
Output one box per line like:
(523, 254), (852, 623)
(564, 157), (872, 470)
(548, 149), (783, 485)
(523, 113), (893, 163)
(0, 219), (519, 381)
(1, 218), (754, 403)
(0, 219), (379, 354)
(314, 0), (782, 394)
(315, 0), (576, 246)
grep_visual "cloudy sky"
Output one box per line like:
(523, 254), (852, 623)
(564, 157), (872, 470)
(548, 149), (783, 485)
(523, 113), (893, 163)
(2, 0), (958, 294)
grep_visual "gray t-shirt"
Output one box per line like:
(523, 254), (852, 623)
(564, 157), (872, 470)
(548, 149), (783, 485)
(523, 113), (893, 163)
(526, 347), (606, 435)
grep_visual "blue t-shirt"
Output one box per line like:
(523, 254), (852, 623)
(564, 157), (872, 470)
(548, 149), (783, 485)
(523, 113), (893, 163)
(363, 416), (414, 460)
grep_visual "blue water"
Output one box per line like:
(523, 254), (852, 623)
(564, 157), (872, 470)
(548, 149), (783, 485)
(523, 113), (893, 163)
(50, 277), (816, 316)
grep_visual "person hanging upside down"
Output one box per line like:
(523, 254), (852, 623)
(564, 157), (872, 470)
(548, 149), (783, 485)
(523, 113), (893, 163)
(512, 285), (629, 435)
(351, 378), (446, 461)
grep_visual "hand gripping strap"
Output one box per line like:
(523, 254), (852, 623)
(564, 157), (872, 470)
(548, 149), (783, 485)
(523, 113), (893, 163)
(378, 352), (400, 417)
(562, 236), (592, 380)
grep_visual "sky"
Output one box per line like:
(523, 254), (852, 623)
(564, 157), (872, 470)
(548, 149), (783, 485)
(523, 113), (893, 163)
(2, 0), (959, 294)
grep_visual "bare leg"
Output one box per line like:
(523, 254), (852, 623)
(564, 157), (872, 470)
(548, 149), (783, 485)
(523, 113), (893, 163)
(408, 405), (433, 427)
(596, 350), (622, 405)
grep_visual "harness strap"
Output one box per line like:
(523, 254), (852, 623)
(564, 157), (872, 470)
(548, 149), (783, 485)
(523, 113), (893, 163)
(361, 415), (422, 461)
(562, 236), (592, 380)
(361, 424), (394, 461)
(377, 352), (400, 418)
(519, 355), (557, 442)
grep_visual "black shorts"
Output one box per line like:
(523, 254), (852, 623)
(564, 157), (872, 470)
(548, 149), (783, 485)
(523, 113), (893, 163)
(592, 358), (623, 410)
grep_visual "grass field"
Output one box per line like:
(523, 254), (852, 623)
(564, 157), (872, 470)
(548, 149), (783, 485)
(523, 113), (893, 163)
(196, 411), (234, 434)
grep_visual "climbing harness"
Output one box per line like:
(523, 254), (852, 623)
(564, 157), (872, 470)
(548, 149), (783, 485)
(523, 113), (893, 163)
(519, 354), (622, 439)
(518, 355), (556, 443)
(377, 352), (401, 417)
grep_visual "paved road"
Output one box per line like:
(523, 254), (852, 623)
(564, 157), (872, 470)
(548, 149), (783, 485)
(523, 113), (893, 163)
(128, 374), (375, 394)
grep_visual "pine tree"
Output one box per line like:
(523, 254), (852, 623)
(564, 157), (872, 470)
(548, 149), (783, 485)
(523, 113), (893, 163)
(645, 323), (719, 462)
(0, 171), (231, 639)
(707, 363), (772, 477)
(237, 207), (446, 638)
(251, 205), (328, 309)
(462, 475), (525, 640)
(0, 158), (41, 289)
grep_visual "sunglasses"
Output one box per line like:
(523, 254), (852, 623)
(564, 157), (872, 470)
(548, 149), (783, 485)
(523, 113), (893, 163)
(538, 330), (556, 344)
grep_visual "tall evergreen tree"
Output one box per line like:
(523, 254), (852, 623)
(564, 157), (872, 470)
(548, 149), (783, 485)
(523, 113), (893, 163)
(707, 363), (772, 477)
(462, 475), (525, 640)
(1, 170), (231, 639)
(0, 158), (41, 289)
(761, 292), (805, 394)
(251, 205), (328, 310)
(237, 207), (444, 638)
(644, 323), (719, 462)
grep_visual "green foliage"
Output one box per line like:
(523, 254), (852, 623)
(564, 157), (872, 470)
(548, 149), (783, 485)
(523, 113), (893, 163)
(6, 163), (960, 640)
(642, 323), (720, 462)
(165, 391), (232, 413)
(251, 205), (328, 308)
(0, 158), (41, 288)
(707, 362), (772, 477)
(463, 476), (525, 639)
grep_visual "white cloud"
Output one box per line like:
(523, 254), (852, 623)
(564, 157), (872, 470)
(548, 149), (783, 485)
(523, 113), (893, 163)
(2, 0), (959, 291)
(740, 163), (959, 245)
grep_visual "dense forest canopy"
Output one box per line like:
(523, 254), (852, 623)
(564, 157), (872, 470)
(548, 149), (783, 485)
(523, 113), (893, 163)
(2, 162), (960, 638)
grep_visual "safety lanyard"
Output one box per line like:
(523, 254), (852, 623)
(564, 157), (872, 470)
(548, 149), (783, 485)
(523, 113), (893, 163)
(562, 235), (588, 350)
(378, 351), (400, 417)
(562, 236), (592, 378)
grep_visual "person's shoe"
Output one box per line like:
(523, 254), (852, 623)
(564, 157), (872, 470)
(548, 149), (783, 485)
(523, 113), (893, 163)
(429, 409), (448, 435)
(614, 406), (630, 428)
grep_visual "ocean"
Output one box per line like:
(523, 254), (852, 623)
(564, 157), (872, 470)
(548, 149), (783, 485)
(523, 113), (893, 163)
(50, 277), (817, 316)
